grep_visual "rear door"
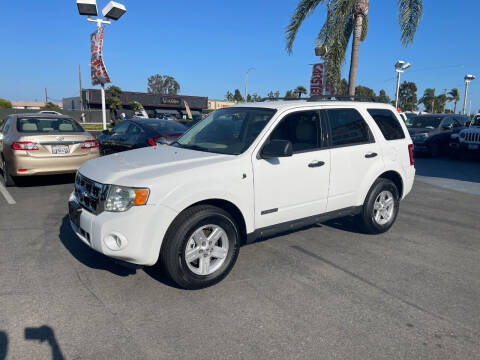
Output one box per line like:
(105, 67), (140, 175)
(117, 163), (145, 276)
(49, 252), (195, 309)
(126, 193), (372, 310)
(324, 107), (384, 212)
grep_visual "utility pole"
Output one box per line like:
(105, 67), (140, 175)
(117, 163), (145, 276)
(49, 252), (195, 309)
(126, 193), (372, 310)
(463, 75), (475, 115)
(442, 88), (447, 113)
(44, 88), (48, 104)
(79, 64), (84, 112)
(432, 89), (436, 113)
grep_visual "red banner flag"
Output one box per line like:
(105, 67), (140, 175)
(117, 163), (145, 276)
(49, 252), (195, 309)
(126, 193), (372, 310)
(90, 27), (111, 86)
(310, 63), (333, 96)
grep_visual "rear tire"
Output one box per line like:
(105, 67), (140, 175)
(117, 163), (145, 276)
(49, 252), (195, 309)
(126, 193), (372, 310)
(160, 205), (240, 289)
(1, 159), (15, 187)
(356, 178), (399, 234)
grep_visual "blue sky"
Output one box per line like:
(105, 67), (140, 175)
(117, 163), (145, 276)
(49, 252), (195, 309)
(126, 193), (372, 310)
(2, 0), (480, 112)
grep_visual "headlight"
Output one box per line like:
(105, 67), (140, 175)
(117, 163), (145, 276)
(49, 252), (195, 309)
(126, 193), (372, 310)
(451, 133), (459, 140)
(104, 185), (150, 212)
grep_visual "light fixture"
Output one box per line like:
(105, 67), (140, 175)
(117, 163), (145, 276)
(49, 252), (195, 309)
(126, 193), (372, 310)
(102, 1), (127, 21)
(76, 0), (98, 16)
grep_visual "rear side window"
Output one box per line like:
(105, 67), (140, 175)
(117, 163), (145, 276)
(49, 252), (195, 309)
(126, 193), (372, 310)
(367, 109), (405, 140)
(326, 108), (372, 147)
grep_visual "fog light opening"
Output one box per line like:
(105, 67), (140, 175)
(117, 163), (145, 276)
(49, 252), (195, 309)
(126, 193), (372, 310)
(104, 232), (128, 251)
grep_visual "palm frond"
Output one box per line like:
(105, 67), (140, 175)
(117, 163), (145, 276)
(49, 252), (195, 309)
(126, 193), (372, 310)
(286, 0), (325, 53)
(316, 0), (355, 90)
(361, 14), (368, 41)
(398, 0), (423, 46)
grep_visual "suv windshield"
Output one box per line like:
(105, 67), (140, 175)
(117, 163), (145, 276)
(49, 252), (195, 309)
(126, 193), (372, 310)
(174, 107), (276, 155)
(471, 116), (480, 126)
(406, 116), (442, 129)
(17, 117), (84, 133)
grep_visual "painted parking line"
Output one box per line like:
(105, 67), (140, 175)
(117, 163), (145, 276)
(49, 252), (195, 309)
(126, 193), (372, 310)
(0, 182), (16, 205)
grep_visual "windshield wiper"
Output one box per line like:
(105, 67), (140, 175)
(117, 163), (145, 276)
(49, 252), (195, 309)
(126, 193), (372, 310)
(180, 144), (210, 152)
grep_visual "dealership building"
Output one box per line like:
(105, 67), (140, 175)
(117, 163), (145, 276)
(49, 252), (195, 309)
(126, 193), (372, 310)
(63, 89), (208, 119)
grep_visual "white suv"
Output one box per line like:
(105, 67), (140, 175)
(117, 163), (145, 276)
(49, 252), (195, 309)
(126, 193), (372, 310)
(69, 100), (415, 289)
(450, 115), (480, 156)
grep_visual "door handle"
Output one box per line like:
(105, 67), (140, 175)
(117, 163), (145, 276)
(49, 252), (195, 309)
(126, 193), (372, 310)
(308, 161), (325, 168)
(365, 152), (378, 158)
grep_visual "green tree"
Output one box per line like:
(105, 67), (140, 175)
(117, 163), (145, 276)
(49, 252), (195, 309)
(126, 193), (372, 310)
(267, 91), (281, 100)
(128, 101), (143, 112)
(447, 88), (460, 113)
(147, 74), (180, 95)
(337, 78), (348, 95)
(378, 90), (391, 104)
(42, 102), (61, 110)
(285, 90), (296, 99)
(225, 91), (234, 102)
(0, 99), (12, 109)
(233, 89), (244, 102)
(418, 88), (436, 113)
(355, 85), (376, 97)
(106, 85), (123, 124)
(294, 85), (308, 98)
(398, 81), (418, 111)
(286, 0), (423, 95)
(434, 94), (447, 113)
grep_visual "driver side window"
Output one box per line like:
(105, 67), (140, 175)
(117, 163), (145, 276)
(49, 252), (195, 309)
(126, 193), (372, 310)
(267, 111), (321, 153)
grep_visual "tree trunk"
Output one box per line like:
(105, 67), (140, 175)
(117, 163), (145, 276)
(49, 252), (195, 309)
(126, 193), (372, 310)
(348, 0), (369, 96)
(454, 100), (457, 114)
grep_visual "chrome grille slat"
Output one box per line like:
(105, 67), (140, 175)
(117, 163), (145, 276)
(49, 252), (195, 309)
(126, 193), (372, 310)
(74, 173), (106, 215)
(464, 131), (480, 143)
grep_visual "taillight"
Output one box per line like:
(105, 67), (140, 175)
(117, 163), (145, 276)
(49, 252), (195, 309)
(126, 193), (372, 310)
(11, 141), (39, 151)
(147, 133), (183, 146)
(408, 144), (415, 166)
(81, 140), (99, 149)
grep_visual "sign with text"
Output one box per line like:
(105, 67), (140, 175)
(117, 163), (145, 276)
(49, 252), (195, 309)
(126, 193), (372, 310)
(310, 63), (332, 96)
(90, 27), (111, 86)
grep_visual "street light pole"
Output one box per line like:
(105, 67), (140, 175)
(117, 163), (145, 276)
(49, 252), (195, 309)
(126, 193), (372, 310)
(245, 67), (255, 102)
(394, 60), (411, 110)
(462, 75), (475, 115)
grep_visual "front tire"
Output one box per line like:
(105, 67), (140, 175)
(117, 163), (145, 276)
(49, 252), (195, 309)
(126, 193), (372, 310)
(160, 205), (240, 289)
(356, 178), (399, 234)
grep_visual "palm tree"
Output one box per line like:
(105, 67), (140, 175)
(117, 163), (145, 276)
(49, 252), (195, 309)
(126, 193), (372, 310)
(418, 88), (436, 113)
(294, 85), (308, 98)
(286, 0), (423, 96)
(447, 88), (460, 114)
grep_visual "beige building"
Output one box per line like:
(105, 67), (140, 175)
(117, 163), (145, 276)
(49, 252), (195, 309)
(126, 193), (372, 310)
(12, 101), (63, 110)
(208, 99), (235, 110)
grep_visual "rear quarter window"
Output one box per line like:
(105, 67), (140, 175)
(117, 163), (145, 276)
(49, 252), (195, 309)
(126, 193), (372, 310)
(367, 109), (405, 141)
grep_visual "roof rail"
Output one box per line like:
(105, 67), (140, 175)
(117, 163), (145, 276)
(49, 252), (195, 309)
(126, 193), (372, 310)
(307, 95), (379, 102)
(258, 97), (305, 102)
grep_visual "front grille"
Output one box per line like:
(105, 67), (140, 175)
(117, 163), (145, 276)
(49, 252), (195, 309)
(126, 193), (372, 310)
(74, 173), (107, 215)
(465, 132), (480, 143)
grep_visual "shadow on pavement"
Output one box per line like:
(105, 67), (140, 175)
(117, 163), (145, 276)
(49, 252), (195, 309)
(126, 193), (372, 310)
(415, 157), (480, 183)
(59, 216), (136, 277)
(0, 331), (7, 360)
(14, 174), (75, 188)
(25, 326), (64, 360)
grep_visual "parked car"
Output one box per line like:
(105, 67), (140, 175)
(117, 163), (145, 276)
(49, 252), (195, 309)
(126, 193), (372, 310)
(97, 118), (186, 155)
(450, 114), (480, 157)
(406, 114), (469, 156)
(38, 110), (63, 115)
(69, 100), (415, 289)
(0, 113), (99, 186)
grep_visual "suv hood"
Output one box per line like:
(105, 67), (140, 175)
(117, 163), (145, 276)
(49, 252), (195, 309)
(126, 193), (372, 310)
(79, 145), (230, 186)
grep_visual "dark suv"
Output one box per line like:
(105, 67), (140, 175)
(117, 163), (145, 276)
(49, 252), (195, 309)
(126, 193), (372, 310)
(406, 114), (469, 156)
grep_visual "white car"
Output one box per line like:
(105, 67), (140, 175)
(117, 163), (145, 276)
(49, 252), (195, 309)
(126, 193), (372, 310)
(450, 115), (480, 155)
(69, 99), (415, 289)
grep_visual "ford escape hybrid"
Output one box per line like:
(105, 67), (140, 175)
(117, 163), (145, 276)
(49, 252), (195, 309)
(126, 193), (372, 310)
(69, 99), (415, 289)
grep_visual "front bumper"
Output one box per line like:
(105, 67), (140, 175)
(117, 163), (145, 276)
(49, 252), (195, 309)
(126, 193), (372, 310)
(449, 141), (480, 152)
(412, 142), (429, 153)
(68, 193), (178, 266)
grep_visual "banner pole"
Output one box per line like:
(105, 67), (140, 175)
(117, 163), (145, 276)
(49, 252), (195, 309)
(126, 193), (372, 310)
(101, 83), (107, 130)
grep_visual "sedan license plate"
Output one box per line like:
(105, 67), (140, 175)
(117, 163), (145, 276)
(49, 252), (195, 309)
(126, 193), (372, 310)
(69, 200), (82, 228)
(468, 144), (479, 150)
(52, 145), (70, 154)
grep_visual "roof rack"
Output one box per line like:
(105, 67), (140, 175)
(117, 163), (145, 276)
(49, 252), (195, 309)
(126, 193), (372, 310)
(259, 95), (380, 103)
(307, 95), (379, 102)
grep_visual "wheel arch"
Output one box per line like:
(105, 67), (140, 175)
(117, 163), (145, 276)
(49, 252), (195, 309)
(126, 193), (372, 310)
(378, 170), (404, 199)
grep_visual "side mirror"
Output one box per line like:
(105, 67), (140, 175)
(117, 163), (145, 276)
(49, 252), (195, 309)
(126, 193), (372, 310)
(101, 130), (111, 135)
(261, 140), (293, 158)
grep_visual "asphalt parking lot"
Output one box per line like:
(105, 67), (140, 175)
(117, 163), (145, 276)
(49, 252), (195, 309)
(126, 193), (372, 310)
(1, 157), (480, 360)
